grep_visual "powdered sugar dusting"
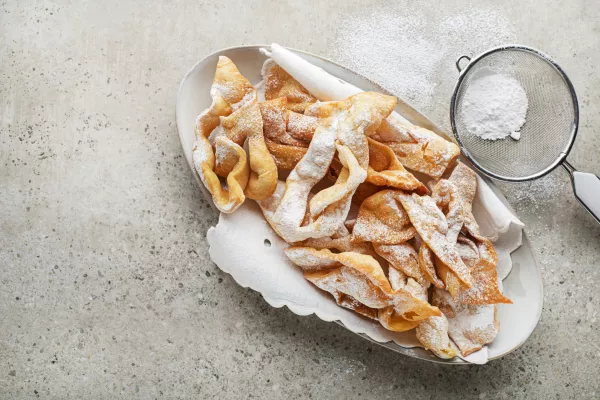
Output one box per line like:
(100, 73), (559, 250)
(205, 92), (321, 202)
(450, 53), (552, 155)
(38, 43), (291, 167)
(415, 314), (457, 359)
(461, 71), (529, 140)
(211, 84), (255, 111)
(269, 117), (339, 242)
(433, 289), (498, 355)
(287, 111), (317, 141)
(332, 6), (516, 112)
(214, 140), (228, 166)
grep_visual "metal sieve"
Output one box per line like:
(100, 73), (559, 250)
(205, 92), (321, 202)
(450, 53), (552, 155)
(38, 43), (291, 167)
(450, 45), (599, 223)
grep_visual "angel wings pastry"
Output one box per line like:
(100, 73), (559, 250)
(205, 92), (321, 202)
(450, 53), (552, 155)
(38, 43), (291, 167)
(192, 56), (278, 213)
(192, 48), (516, 361)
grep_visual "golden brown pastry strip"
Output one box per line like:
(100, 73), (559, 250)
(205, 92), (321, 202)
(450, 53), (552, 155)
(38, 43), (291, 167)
(192, 57), (254, 213)
(287, 110), (317, 141)
(259, 97), (310, 147)
(211, 56), (255, 110)
(285, 247), (392, 308)
(353, 190), (417, 245)
(309, 144), (366, 216)
(262, 60), (317, 113)
(194, 134), (249, 213)
(375, 113), (460, 179)
(366, 139), (428, 195)
(398, 193), (473, 287)
(259, 92), (396, 243)
(220, 98), (278, 201)
(264, 139), (307, 171)
(298, 234), (377, 257)
(214, 134), (244, 177)
(432, 288), (499, 356)
(246, 133), (278, 200)
(285, 247), (440, 330)
(196, 95), (233, 139)
(379, 286), (441, 332)
(378, 308), (421, 332)
(431, 163), (511, 305)
(452, 234), (512, 305)
(373, 243), (430, 288)
(415, 314), (458, 359)
(417, 243), (445, 289)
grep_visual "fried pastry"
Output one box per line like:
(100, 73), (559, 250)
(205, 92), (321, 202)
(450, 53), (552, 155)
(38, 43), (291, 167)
(258, 92), (396, 243)
(214, 135), (244, 177)
(298, 234), (377, 257)
(287, 110), (317, 141)
(259, 97), (319, 171)
(415, 314), (458, 359)
(192, 56), (256, 213)
(385, 264), (428, 302)
(285, 247), (393, 309)
(211, 56), (256, 110)
(398, 193), (473, 287)
(195, 95), (233, 140)
(262, 59), (317, 113)
(352, 182), (382, 206)
(378, 258), (440, 332)
(366, 138), (428, 195)
(308, 143), (367, 216)
(432, 289), (499, 356)
(220, 98), (278, 201)
(456, 235), (479, 268)
(431, 180), (464, 245)
(374, 113), (460, 179)
(265, 139), (307, 170)
(326, 158), (382, 206)
(387, 264), (407, 292)
(194, 134), (249, 213)
(378, 288), (441, 332)
(285, 247), (440, 330)
(257, 106), (336, 241)
(438, 236), (511, 305)
(373, 242), (430, 288)
(378, 307), (422, 332)
(259, 97), (310, 147)
(352, 190), (416, 245)
(417, 243), (445, 289)
(454, 239), (511, 305)
(431, 163), (511, 305)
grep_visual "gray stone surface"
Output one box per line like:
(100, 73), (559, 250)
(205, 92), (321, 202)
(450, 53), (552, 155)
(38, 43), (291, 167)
(1, 0), (599, 399)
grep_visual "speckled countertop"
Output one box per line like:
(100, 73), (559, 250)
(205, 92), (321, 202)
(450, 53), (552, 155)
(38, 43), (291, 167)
(1, 1), (599, 399)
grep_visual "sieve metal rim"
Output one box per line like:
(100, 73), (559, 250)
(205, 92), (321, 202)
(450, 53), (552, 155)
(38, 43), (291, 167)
(450, 44), (579, 182)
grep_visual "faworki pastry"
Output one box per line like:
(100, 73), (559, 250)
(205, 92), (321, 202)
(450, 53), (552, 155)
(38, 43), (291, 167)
(192, 53), (512, 360)
(192, 56), (277, 213)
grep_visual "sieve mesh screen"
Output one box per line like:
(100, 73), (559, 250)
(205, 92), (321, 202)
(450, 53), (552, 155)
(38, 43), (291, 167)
(452, 48), (577, 180)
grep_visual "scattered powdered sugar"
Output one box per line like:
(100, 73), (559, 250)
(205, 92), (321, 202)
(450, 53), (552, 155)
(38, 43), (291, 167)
(461, 70), (528, 140)
(211, 84), (256, 111)
(331, 6), (516, 112)
(192, 138), (214, 194)
(259, 100), (287, 139)
(415, 314), (456, 358)
(287, 111), (317, 140)
(376, 243), (430, 289)
(268, 118), (339, 243)
(207, 124), (224, 147)
(214, 140), (228, 165)
(332, 12), (442, 108)
(433, 289), (498, 355)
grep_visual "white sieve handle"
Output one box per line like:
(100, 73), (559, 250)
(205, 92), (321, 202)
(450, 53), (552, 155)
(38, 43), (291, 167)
(563, 161), (600, 223)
